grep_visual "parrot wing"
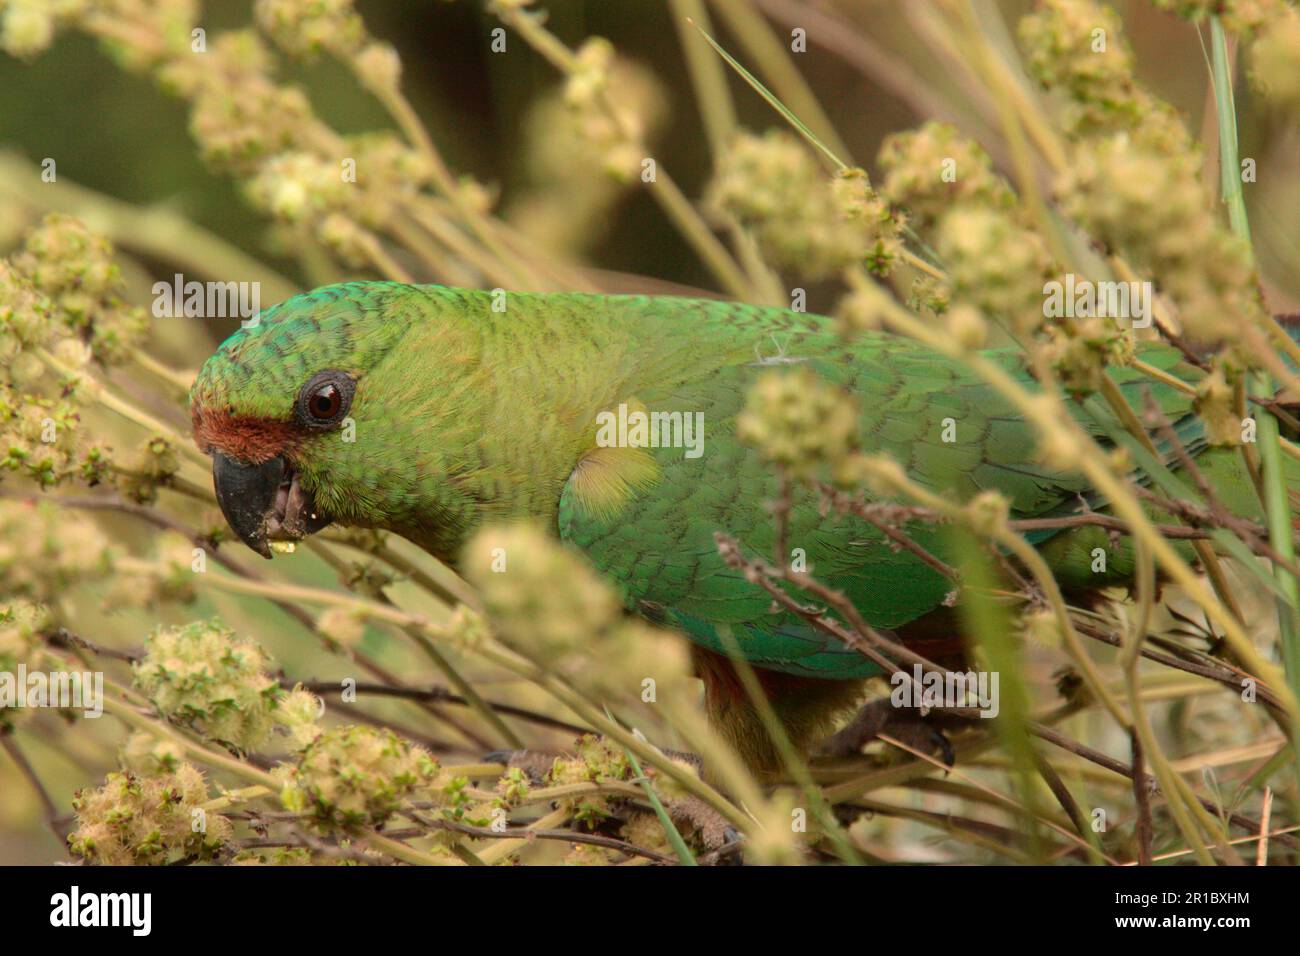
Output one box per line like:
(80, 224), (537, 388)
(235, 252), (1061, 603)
(556, 307), (1201, 679)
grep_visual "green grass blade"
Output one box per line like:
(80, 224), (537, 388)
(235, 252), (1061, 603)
(1209, 18), (1300, 789)
(686, 18), (846, 171)
(603, 706), (698, 866)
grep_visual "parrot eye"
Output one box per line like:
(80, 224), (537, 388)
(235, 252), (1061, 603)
(296, 370), (354, 429)
(309, 385), (341, 418)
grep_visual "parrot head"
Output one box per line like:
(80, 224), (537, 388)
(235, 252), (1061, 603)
(193, 281), (643, 562)
(190, 282), (446, 559)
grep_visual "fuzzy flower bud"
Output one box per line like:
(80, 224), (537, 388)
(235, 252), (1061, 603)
(275, 685), (324, 751)
(279, 724), (439, 829)
(255, 0), (366, 58)
(315, 213), (372, 267)
(185, 32), (315, 175)
(1021, 607), (1062, 648)
(10, 214), (146, 365)
(0, 600), (51, 729)
(599, 618), (692, 699)
(907, 274), (952, 316)
(944, 303), (988, 350)
(119, 731), (184, 776)
(1192, 366), (1242, 447)
(877, 122), (1015, 227)
(708, 131), (901, 279)
(565, 36), (614, 108)
(444, 604), (489, 653)
(1252, 10), (1300, 112)
(68, 764), (232, 865)
(1019, 0), (1145, 134)
(314, 605), (366, 648)
(965, 490), (1011, 537)
(744, 789), (805, 865)
(0, 500), (114, 601)
(0, 385), (85, 489)
(937, 207), (1056, 334)
(1042, 314), (1133, 395)
(246, 151), (351, 223)
(0, 260), (54, 357)
(550, 39), (664, 184)
(1058, 132), (1262, 340)
(133, 619), (282, 752)
(118, 436), (179, 504)
(831, 167), (904, 275)
(0, 0), (56, 59)
(496, 766), (531, 807)
(1019, 0), (1190, 149)
(544, 734), (634, 827)
(463, 523), (622, 660)
(462, 525), (689, 696)
(102, 531), (199, 610)
(836, 285), (889, 333)
(737, 367), (867, 485)
(1150, 0), (1288, 35)
(510, 54), (667, 250)
(341, 131), (433, 228)
(353, 40), (401, 89)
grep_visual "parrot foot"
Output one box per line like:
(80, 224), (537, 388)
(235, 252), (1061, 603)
(482, 746), (704, 782)
(484, 746), (742, 863)
(821, 697), (963, 766)
(667, 796), (744, 864)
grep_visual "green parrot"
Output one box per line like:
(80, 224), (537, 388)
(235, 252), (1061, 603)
(189, 281), (1291, 769)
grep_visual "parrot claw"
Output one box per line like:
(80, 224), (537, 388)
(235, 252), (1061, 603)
(931, 729), (956, 768)
(821, 697), (966, 767)
(485, 744), (746, 863)
(703, 826), (745, 866)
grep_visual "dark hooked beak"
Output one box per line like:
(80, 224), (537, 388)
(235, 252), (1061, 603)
(211, 451), (331, 558)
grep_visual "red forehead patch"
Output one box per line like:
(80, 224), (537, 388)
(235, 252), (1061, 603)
(191, 406), (301, 464)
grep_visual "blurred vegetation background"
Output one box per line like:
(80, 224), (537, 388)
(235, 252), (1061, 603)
(4, 1), (1295, 322)
(2, 0), (1300, 866)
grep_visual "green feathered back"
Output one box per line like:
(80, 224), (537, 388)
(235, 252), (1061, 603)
(548, 295), (1212, 679)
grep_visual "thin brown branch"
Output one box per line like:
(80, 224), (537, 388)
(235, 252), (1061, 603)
(1031, 722), (1297, 850)
(1131, 728), (1154, 865)
(1, 732), (65, 847)
(288, 679), (590, 736)
(403, 810), (678, 865)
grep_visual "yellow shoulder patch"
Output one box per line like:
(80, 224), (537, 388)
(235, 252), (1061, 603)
(567, 444), (661, 520)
